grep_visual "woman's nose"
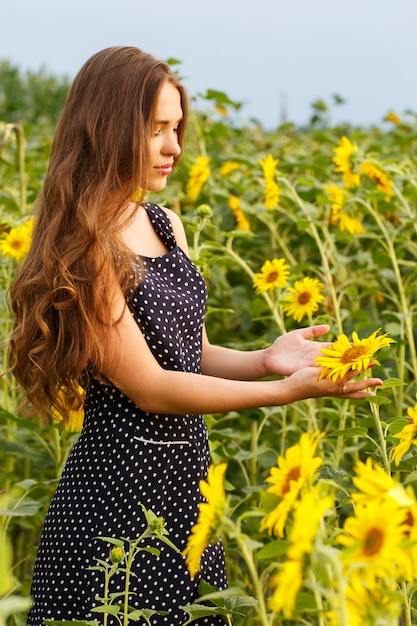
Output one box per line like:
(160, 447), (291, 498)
(163, 133), (181, 157)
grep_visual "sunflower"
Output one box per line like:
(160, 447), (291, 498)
(344, 575), (401, 626)
(315, 328), (393, 382)
(268, 557), (303, 618)
(351, 457), (406, 504)
(337, 211), (365, 235)
(338, 498), (409, 585)
(287, 485), (334, 560)
(268, 485), (334, 618)
(391, 399), (417, 466)
(360, 160), (394, 201)
(64, 406), (84, 433)
(263, 179), (280, 210)
(51, 385), (85, 433)
(220, 160), (241, 176)
(351, 458), (417, 581)
(182, 462), (227, 578)
(253, 258), (290, 294)
(260, 431), (324, 537)
(0, 218), (34, 262)
(228, 195), (251, 231)
(186, 155), (211, 202)
(403, 503), (417, 579)
(385, 111), (401, 125)
(282, 277), (325, 323)
(323, 183), (345, 214)
(258, 154), (280, 209)
(332, 136), (361, 188)
(215, 103), (228, 117)
(322, 183), (366, 235)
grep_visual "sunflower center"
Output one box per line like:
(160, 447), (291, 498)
(297, 292), (311, 305)
(363, 527), (384, 555)
(11, 239), (24, 250)
(282, 466), (301, 495)
(340, 345), (367, 364)
(266, 271), (279, 283)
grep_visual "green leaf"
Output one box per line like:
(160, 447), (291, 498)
(200, 89), (242, 110)
(86, 564), (107, 572)
(295, 591), (318, 611)
(367, 395), (392, 405)
(404, 470), (417, 485)
(181, 603), (225, 623)
(155, 535), (181, 554)
(127, 609), (169, 619)
(259, 490), (280, 513)
(257, 539), (290, 560)
(15, 478), (38, 490)
(90, 605), (120, 616)
(93, 536), (125, 548)
(197, 580), (258, 609)
(381, 377), (405, 388)
(0, 595), (33, 617)
(0, 498), (42, 516)
(387, 418), (408, 433)
(139, 546), (160, 557)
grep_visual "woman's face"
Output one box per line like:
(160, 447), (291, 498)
(145, 81), (183, 193)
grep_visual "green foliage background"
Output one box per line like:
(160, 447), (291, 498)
(1, 61), (417, 625)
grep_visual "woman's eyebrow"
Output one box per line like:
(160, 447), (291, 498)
(154, 116), (183, 125)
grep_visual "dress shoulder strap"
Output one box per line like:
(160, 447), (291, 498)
(142, 202), (177, 251)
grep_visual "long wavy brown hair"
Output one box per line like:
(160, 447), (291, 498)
(7, 46), (188, 425)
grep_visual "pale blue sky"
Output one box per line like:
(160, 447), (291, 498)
(2, 0), (416, 128)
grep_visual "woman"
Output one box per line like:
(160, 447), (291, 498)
(8, 46), (382, 625)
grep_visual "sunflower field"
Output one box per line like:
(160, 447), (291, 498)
(1, 65), (417, 626)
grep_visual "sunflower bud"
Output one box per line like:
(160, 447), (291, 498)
(196, 204), (213, 219)
(109, 546), (125, 564)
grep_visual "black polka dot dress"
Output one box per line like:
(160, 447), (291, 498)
(27, 203), (228, 626)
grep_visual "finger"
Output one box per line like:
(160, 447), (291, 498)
(339, 378), (383, 397)
(301, 324), (330, 339)
(347, 388), (379, 399)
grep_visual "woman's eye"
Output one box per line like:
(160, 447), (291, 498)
(153, 128), (162, 136)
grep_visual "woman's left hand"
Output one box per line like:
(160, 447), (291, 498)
(263, 324), (331, 377)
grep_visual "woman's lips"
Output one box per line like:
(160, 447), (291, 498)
(154, 164), (173, 175)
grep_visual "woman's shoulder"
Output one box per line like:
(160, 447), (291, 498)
(161, 205), (183, 228)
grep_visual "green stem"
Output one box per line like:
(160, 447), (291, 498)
(362, 200), (417, 391)
(280, 406), (288, 456)
(308, 570), (325, 626)
(400, 581), (412, 626)
(122, 530), (153, 626)
(333, 405), (348, 469)
(279, 179), (344, 333)
(102, 565), (111, 626)
(122, 537), (143, 626)
(235, 533), (271, 626)
(318, 544), (349, 626)
(249, 421), (258, 487)
(369, 400), (390, 473)
(306, 397), (320, 433)
(220, 237), (286, 334)
(53, 426), (62, 477)
(188, 111), (208, 158)
(13, 124), (27, 213)
(256, 212), (297, 266)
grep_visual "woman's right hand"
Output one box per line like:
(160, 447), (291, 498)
(282, 366), (383, 402)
